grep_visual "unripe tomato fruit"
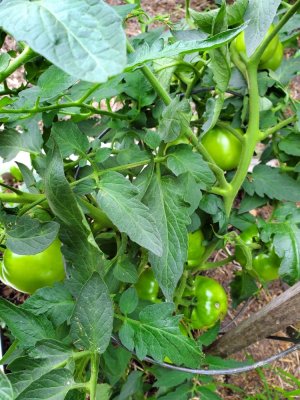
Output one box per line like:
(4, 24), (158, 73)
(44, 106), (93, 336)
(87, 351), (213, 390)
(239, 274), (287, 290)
(187, 230), (205, 268)
(259, 41), (283, 71)
(233, 24), (283, 71)
(2, 239), (65, 294)
(201, 126), (242, 171)
(135, 268), (159, 302)
(235, 225), (281, 282)
(190, 276), (228, 330)
(235, 225), (260, 266)
(252, 250), (280, 282)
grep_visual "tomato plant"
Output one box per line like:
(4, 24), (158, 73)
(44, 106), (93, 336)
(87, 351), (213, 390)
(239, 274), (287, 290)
(0, 0), (298, 399)
(2, 239), (65, 294)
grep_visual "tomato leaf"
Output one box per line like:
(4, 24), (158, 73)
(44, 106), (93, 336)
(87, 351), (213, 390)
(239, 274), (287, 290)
(127, 23), (248, 69)
(117, 371), (143, 400)
(202, 95), (225, 133)
(0, 0), (126, 82)
(119, 303), (202, 368)
(0, 128), (42, 161)
(96, 384), (112, 400)
(49, 121), (90, 158)
(119, 288), (139, 315)
(243, 165), (300, 202)
(167, 144), (216, 189)
(0, 373), (13, 400)
(14, 369), (75, 400)
(190, 0), (248, 33)
(3, 215), (59, 255)
(278, 133), (300, 157)
(29, 340), (73, 365)
(0, 299), (56, 348)
(44, 144), (105, 291)
(22, 283), (74, 327)
(243, 0), (281, 57)
(158, 98), (192, 143)
(144, 175), (191, 301)
(102, 344), (131, 386)
(260, 222), (300, 285)
(230, 272), (258, 308)
(158, 383), (192, 400)
(96, 171), (162, 256)
(152, 367), (192, 389)
(113, 257), (139, 284)
(70, 272), (113, 353)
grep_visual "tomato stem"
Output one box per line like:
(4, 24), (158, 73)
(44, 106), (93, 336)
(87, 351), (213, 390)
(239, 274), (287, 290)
(223, 63), (260, 217)
(0, 46), (35, 84)
(260, 115), (297, 141)
(89, 353), (100, 400)
(174, 269), (189, 310)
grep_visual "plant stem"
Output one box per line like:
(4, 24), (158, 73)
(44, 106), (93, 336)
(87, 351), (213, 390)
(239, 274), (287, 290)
(89, 353), (100, 400)
(0, 192), (44, 204)
(260, 115), (297, 140)
(174, 270), (188, 310)
(251, 0), (300, 65)
(199, 256), (234, 270)
(0, 46), (35, 84)
(0, 101), (129, 120)
(126, 40), (230, 194)
(77, 83), (101, 103)
(223, 64), (260, 217)
(79, 199), (113, 229)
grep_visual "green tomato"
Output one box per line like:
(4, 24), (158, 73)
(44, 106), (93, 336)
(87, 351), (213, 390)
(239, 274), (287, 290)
(235, 225), (260, 266)
(2, 239), (65, 294)
(135, 268), (159, 302)
(190, 276), (228, 330)
(233, 24), (283, 70)
(235, 226), (281, 282)
(259, 41), (283, 71)
(252, 250), (281, 282)
(187, 230), (205, 268)
(201, 126), (242, 171)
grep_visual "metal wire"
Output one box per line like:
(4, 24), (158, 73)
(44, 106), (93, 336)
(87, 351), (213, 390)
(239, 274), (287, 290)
(111, 335), (300, 376)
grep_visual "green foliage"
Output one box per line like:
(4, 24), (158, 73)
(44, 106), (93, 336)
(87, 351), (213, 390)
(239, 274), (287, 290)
(0, 0), (299, 398)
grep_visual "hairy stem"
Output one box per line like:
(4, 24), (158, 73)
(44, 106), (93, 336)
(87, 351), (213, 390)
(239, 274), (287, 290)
(0, 101), (129, 120)
(0, 46), (35, 84)
(224, 64), (260, 217)
(89, 353), (100, 400)
(260, 115), (297, 140)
